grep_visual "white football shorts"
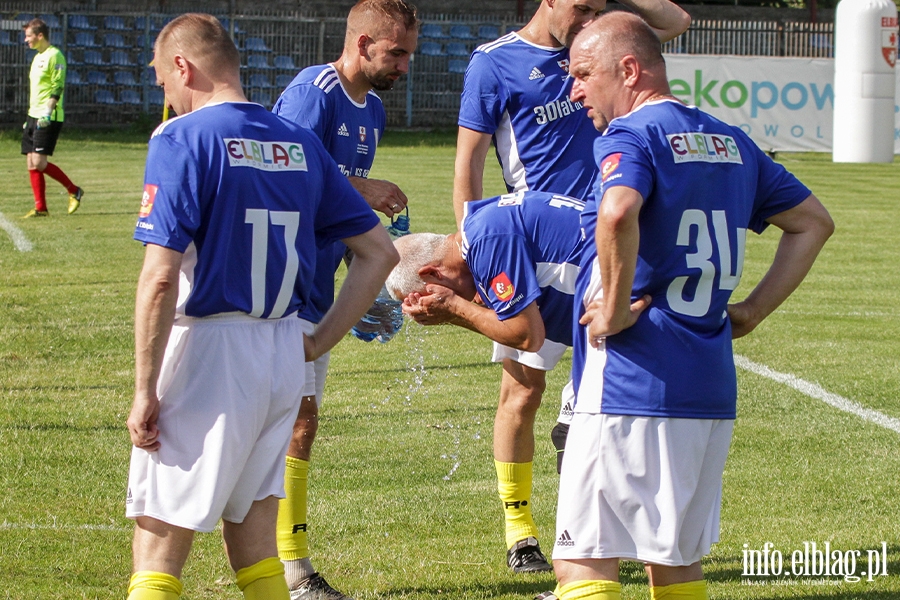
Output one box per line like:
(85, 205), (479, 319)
(554, 414), (734, 566)
(126, 313), (311, 532)
(299, 319), (330, 405)
(492, 338), (568, 371)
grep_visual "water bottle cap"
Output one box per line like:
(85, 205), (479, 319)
(391, 207), (410, 231)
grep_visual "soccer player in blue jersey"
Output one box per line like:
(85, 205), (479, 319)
(550, 13), (833, 600)
(125, 14), (398, 600)
(271, 2), (417, 597)
(453, 0), (690, 573)
(386, 192), (585, 552)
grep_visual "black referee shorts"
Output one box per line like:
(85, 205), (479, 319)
(21, 116), (64, 156)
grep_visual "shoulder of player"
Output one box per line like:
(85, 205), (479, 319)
(475, 32), (519, 55)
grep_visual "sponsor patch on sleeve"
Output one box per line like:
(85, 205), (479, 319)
(224, 138), (308, 171)
(600, 153), (621, 182)
(667, 133), (743, 164)
(491, 272), (515, 301)
(139, 184), (157, 218)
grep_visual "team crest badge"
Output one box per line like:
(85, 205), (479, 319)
(883, 25), (898, 67)
(359, 126), (367, 143)
(600, 153), (622, 182)
(491, 272), (515, 301)
(139, 184), (158, 217)
(557, 58), (570, 73)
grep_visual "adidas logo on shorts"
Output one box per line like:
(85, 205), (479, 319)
(338, 123), (350, 137)
(561, 402), (574, 418)
(556, 530), (575, 547)
(528, 67), (544, 80)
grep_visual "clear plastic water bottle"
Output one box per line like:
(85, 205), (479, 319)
(351, 211), (409, 343)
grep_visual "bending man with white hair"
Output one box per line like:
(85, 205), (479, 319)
(390, 191), (585, 567)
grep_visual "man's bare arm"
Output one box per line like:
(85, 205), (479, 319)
(728, 194), (834, 338)
(617, 0), (692, 42)
(452, 127), (493, 226)
(305, 224), (400, 360)
(128, 244), (182, 452)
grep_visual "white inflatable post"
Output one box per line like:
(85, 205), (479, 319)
(833, 0), (898, 162)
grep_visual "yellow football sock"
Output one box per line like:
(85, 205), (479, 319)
(236, 557), (290, 599)
(277, 456), (310, 561)
(557, 579), (621, 600)
(127, 571), (182, 600)
(495, 460), (539, 548)
(650, 580), (708, 600)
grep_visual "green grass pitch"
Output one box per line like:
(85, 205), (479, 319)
(0, 129), (898, 599)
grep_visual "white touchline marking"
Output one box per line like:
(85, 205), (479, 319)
(735, 355), (900, 434)
(0, 211), (33, 252)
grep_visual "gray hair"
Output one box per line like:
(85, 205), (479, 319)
(385, 233), (450, 300)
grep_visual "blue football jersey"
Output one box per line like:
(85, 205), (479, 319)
(458, 33), (599, 201)
(273, 64), (386, 322)
(134, 102), (379, 320)
(573, 100), (811, 419)
(460, 191), (585, 346)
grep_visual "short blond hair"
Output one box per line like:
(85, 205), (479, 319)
(155, 13), (241, 81)
(345, 0), (418, 46)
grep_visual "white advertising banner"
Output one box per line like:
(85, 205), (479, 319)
(664, 55), (900, 154)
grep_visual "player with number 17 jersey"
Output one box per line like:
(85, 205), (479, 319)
(573, 99), (811, 419)
(459, 33), (599, 201)
(134, 102), (379, 319)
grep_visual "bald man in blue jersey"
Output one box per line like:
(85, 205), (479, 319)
(550, 13), (834, 600)
(452, 0), (690, 573)
(125, 14), (397, 600)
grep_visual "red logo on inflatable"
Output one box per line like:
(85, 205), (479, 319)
(884, 29), (898, 67)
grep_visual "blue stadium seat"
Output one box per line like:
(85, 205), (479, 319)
(244, 37), (271, 52)
(420, 24), (443, 39)
(114, 70), (138, 86)
(450, 25), (476, 39)
(86, 70), (108, 85)
(418, 42), (444, 56)
(219, 18), (244, 34)
(250, 90), (272, 107)
(50, 31), (64, 46)
(94, 89), (117, 104)
(104, 33), (129, 48)
(273, 55), (296, 70)
(67, 51), (82, 65)
(66, 69), (84, 85)
(249, 74), (273, 88)
(275, 74), (294, 89)
(448, 59), (468, 74)
(105, 16), (127, 30)
(446, 42), (469, 57)
(68, 14), (95, 30)
(83, 50), (105, 65)
(13, 13), (34, 23)
(74, 32), (99, 47)
(0, 31), (16, 46)
(120, 89), (142, 105)
(148, 88), (165, 105)
(478, 25), (500, 40)
(134, 16), (160, 32)
(134, 34), (155, 52)
(39, 14), (61, 28)
(246, 55), (270, 69)
(506, 24), (519, 34)
(110, 50), (135, 66)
